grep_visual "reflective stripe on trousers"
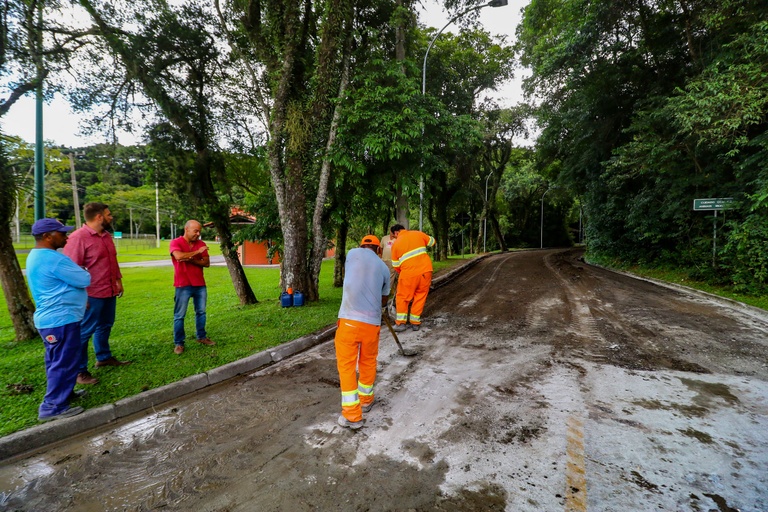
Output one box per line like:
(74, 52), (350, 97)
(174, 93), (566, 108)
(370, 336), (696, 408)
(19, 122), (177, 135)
(358, 380), (374, 398)
(334, 318), (381, 422)
(395, 271), (432, 326)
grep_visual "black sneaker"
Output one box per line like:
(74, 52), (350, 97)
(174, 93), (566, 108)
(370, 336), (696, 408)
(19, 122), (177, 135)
(411, 324), (421, 331)
(69, 389), (88, 401)
(38, 406), (84, 422)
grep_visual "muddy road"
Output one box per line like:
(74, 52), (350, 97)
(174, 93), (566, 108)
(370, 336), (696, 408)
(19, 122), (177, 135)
(2, 248), (767, 511)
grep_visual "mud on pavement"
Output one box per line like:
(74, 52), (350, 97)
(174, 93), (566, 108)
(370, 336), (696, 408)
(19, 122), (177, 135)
(1, 248), (767, 511)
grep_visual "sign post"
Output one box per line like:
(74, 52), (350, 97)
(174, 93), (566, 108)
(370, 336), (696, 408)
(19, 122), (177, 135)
(113, 231), (122, 254)
(693, 198), (734, 267)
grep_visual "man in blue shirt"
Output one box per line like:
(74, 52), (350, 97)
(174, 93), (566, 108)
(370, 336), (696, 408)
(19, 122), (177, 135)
(26, 218), (92, 422)
(334, 235), (390, 430)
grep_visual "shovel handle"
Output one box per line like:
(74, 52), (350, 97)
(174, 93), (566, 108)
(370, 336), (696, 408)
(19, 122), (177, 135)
(382, 311), (406, 356)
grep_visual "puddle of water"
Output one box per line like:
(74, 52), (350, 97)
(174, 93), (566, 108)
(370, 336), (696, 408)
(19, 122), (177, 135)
(0, 409), (180, 496)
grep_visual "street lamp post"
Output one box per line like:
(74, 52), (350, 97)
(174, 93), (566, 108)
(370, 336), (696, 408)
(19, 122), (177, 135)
(540, 187), (555, 249)
(483, 171), (492, 252)
(419, 0), (508, 231)
(33, 3), (45, 221)
(68, 152), (82, 228)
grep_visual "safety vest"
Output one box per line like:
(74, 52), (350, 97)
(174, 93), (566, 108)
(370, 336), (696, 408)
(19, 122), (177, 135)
(391, 230), (435, 274)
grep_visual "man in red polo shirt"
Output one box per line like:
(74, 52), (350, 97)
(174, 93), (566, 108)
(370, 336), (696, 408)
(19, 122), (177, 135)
(64, 202), (131, 385)
(169, 219), (215, 354)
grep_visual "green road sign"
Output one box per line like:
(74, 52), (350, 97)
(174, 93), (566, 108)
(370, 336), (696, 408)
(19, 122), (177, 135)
(113, 231), (123, 239)
(693, 198), (734, 211)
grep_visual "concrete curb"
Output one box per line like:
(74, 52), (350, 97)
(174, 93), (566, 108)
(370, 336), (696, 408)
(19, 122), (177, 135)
(431, 253), (494, 291)
(0, 324), (338, 462)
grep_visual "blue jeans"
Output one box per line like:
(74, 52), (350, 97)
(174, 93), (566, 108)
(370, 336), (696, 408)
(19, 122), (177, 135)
(80, 296), (116, 372)
(174, 286), (207, 345)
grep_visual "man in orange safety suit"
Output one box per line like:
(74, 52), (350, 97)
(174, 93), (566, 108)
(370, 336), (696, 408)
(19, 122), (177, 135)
(389, 224), (435, 332)
(335, 235), (391, 430)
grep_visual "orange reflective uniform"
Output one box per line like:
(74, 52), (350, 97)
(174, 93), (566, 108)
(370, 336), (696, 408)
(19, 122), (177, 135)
(335, 319), (381, 422)
(335, 245), (390, 424)
(391, 229), (435, 326)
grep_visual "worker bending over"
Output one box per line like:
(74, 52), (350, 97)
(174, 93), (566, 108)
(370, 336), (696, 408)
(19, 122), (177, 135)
(335, 235), (391, 430)
(389, 224), (435, 332)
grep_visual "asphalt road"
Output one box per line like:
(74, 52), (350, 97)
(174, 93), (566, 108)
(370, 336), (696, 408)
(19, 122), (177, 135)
(1, 248), (766, 511)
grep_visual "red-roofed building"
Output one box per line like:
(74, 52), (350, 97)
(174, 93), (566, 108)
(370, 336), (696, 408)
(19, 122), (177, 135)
(206, 208), (335, 266)
(205, 209), (280, 266)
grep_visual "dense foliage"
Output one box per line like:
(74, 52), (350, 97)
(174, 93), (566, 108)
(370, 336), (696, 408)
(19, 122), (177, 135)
(516, 0), (768, 292)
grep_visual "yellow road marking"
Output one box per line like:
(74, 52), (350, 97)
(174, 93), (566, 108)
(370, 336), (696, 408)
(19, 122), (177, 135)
(565, 415), (588, 511)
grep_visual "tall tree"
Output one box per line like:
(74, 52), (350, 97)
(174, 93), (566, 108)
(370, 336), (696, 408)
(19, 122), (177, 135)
(516, 0), (768, 288)
(0, 135), (37, 341)
(78, 0), (258, 304)
(1, 0), (94, 340)
(218, 0), (361, 300)
(420, 28), (517, 256)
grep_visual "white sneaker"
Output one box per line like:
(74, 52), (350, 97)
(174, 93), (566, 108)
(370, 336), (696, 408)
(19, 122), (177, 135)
(338, 415), (364, 430)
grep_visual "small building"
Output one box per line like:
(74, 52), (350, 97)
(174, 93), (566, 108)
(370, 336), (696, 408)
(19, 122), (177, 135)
(207, 208), (335, 266)
(205, 209), (280, 266)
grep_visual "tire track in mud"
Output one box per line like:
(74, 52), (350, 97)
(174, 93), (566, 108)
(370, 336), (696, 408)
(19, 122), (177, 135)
(454, 255), (512, 311)
(541, 251), (608, 365)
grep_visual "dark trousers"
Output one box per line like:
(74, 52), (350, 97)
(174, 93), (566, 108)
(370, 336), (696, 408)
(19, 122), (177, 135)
(38, 322), (81, 418)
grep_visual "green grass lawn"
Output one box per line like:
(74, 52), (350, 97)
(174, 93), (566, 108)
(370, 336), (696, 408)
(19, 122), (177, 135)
(617, 264), (768, 311)
(0, 253), (471, 437)
(14, 239), (223, 269)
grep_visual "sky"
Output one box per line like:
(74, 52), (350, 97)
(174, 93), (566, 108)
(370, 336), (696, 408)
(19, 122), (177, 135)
(5, 0), (529, 148)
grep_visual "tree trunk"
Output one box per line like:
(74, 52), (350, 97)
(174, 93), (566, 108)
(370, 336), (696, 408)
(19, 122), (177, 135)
(310, 35), (352, 300)
(198, 154), (258, 306)
(0, 225), (37, 341)
(333, 221), (348, 288)
(395, 182), (409, 229)
(278, 156), (312, 298)
(489, 212), (507, 252)
(210, 204), (257, 305)
(80, 0), (258, 305)
(431, 174), (453, 261)
(394, 0), (410, 228)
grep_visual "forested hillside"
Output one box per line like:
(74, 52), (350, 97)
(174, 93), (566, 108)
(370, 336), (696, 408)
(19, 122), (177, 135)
(517, 0), (767, 292)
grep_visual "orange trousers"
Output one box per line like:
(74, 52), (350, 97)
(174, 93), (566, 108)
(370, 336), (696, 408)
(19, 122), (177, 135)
(395, 271), (432, 325)
(334, 318), (380, 422)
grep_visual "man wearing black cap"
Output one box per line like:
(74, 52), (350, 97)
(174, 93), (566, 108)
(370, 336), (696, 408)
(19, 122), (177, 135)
(26, 218), (91, 421)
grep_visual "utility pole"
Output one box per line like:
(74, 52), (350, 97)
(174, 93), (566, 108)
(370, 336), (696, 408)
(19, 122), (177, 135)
(155, 181), (160, 248)
(69, 153), (82, 228)
(14, 190), (21, 243)
(33, 3), (45, 221)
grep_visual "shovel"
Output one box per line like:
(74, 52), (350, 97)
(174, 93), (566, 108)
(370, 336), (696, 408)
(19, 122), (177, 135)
(382, 311), (418, 356)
